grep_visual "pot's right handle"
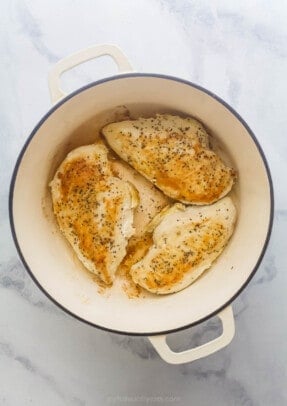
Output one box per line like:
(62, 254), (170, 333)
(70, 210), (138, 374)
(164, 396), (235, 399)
(48, 44), (133, 104)
(149, 305), (235, 364)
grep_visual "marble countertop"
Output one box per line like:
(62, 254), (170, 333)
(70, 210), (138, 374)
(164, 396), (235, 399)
(1, 1), (287, 405)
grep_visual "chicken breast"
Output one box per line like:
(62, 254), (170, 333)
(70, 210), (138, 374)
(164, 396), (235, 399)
(130, 197), (236, 294)
(50, 144), (139, 285)
(102, 114), (236, 205)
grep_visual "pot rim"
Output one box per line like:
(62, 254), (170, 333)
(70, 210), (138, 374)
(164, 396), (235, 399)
(9, 73), (274, 336)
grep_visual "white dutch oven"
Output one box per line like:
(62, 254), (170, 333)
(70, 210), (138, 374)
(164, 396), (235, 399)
(9, 45), (273, 364)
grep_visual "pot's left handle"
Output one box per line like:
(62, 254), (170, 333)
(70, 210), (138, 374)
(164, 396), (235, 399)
(48, 44), (133, 104)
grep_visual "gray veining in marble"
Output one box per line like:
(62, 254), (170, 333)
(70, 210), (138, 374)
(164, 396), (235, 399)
(1, 0), (287, 405)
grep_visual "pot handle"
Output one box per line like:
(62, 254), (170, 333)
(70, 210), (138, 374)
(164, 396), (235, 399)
(48, 44), (133, 104)
(148, 305), (235, 364)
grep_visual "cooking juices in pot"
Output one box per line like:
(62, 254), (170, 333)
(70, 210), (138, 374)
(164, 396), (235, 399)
(47, 107), (238, 299)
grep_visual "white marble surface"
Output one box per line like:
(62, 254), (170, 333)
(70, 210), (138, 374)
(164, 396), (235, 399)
(1, 0), (287, 405)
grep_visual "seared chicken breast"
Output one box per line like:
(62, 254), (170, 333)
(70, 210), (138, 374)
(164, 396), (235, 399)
(50, 144), (139, 285)
(130, 197), (236, 294)
(102, 114), (236, 205)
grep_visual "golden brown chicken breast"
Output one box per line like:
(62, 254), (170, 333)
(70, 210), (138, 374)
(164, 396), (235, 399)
(102, 114), (236, 205)
(50, 144), (139, 285)
(130, 197), (236, 294)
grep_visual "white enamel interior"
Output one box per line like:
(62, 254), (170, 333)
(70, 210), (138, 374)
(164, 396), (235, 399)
(12, 76), (272, 334)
